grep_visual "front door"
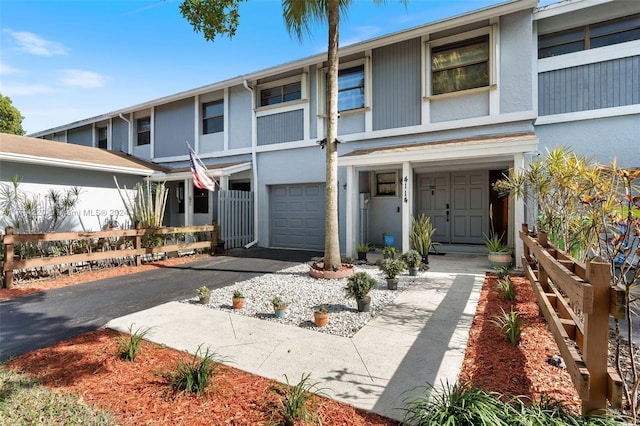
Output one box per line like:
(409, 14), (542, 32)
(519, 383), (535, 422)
(417, 171), (488, 244)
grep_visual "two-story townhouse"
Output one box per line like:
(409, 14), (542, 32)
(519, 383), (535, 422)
(534, 0), (640, 167)
(30, 0), (543, 261)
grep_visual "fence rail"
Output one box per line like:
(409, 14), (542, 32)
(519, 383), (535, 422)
(520, 223), (624, 415)
(1, 223), (218, 289)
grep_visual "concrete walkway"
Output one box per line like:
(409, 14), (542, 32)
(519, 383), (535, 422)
(106, 253), (487, 422)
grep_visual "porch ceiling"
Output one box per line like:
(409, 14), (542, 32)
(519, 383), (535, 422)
(152, 161), (252, 182)
(338, 132), (538, 167)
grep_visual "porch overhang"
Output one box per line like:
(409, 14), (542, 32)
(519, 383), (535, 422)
(338, 132), (538, 167)
(149, 161), (252, 182)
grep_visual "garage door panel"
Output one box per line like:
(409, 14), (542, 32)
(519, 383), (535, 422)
(270, 183), (325, 250)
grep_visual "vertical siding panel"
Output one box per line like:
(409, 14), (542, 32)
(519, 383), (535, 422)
(155, 98), (195, 158)
(633, 57), (640, 104)
(372, 38), (421, 131)
(257, 109), (304, 146)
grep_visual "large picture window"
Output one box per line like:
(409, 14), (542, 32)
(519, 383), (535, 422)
(338, 65), (365, 111)
(202, 100), (224, 134)
(539, 13), (640, 58)
(260, 82), (301, 107)
(136, 117), (150, 146)
(431, 35), (489, 96)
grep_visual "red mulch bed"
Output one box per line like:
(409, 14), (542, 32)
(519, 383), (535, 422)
(3, 259), (582, 423)
(458, 273), (581, 413)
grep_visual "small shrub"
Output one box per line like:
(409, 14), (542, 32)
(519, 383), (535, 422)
(270, 373), (327, 426)
(271, 296), (287, 308)
(497, 276), (517, 302)
(402, 381), (509, 426)
(233, 289), (244, 299)
(344, 272), (377, 299)
(117, 324), (151, 361)
(493, 265), (510, 279)
(492, 307), (523, 346)
(400, 250), (422, 268)
(165, 344), (223, 394)
(379, 258), (406, 279)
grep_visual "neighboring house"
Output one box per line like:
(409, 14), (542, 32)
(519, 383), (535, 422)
(0, 133), (167, 232)
(533, 0), (640, 167)
(27, 0), (639, 262)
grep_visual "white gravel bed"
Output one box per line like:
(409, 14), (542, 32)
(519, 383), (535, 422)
(182, 263), (422, 338)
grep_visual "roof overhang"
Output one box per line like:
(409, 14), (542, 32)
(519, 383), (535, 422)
(338, 133), (538, 168)
(0, 152), (157, 176)
(149, 161), (252, 182)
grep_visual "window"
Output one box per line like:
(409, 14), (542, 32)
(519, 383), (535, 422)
(194, 186), (209, 213)
(177, 182), (185, 214)
(136, 117), (150, 146)
(260, 82), (301, 107)
(202, 100), (224, 134)
(376, 172), (397, 197)
(97, 127), (107, 149)
(538, 14), (640, 58)
(431, 35), (489, 95)
(338, 65), (365, 111)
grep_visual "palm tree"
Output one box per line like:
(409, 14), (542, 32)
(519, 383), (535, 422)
(179, 0), (405, 272)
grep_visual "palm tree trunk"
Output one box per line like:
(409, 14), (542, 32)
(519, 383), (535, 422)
(323, 0), (341, 271)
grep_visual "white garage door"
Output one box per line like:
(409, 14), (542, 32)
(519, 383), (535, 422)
(270, 183), (325, 250)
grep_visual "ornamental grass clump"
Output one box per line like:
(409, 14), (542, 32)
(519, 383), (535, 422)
(269, 373), (327, 426)
(165, 344), (223, 395)
(492, 307), (523, 346)
(497, 276), (517, 302)
(117, 324), (152, 362)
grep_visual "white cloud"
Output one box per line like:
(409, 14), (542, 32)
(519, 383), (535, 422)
(6, 30), (69, 56)
(2, 83), (57, 96)
(0, 62), (20, 75)
(58, 69), (108, 88)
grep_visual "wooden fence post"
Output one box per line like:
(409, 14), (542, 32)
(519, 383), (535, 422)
(135, 221), (142, 267)
(582, 258), (611, 416)
(3, 227), (14, 289)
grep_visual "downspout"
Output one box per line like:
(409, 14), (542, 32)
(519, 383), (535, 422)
(118, 113), (132, 153)
(243, 79), (259, 248)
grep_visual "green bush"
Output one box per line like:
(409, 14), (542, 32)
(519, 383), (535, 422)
(344, 272), (377, 299)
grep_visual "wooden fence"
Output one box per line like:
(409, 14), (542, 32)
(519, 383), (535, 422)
(1, 223), (218, 289)
(520, 223), (625, 415)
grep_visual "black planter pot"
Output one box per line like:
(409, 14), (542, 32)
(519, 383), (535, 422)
(386, 277), (398, 290)
(421, 254), (429, 265)
(357, 251), (367, 261)
(356, 296), (371, 312)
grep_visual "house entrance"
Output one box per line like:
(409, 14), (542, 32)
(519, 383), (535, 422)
(416, 171), (488, 244)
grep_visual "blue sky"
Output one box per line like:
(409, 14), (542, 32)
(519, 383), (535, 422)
(2, 0), (556, 134)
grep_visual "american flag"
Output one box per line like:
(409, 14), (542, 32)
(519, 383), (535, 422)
(189, 149), (217, 191)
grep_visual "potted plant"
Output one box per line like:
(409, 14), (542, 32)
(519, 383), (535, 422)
(197, 286), (211, 304)
(379, 258), (406, 290)
(382, 245), (396, 259)
(484, 232), (512, 268)
(313, 305), (329, 327)
(232, 290), (245, 309)
(271, 296), (287, 318)
(344, 271), (377, 312)
(410, 213), (436, 265)
(356, 242), (371, 261)
(400, 250), (422, 276)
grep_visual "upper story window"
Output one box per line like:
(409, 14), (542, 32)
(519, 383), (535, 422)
(136, 117), (150, 146)
(202, 100), (224, 134)
(338, 65), (365, 111)
(96, 127), (107, 149)
(431, 35), (490, 96)
(260, 82), (301, 107)
(538, 13), (640, 58)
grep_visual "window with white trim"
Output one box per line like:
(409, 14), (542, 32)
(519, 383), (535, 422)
(202, 100), (224, 134)
(136, 117), (150, 146)
(338, 65), (365, 111)
(260, 82), (301, 107)
(539, 13), (640, 59)
(96, 126), (107, 149)
(431, 35), (490, 95)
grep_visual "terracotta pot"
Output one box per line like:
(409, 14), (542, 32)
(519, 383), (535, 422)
(314, 312), (329, 327)
(232, 297), (244, 309)
(488, 252), (512, 268)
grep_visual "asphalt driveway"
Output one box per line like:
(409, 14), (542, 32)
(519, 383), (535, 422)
(0, 248), (318, 362)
